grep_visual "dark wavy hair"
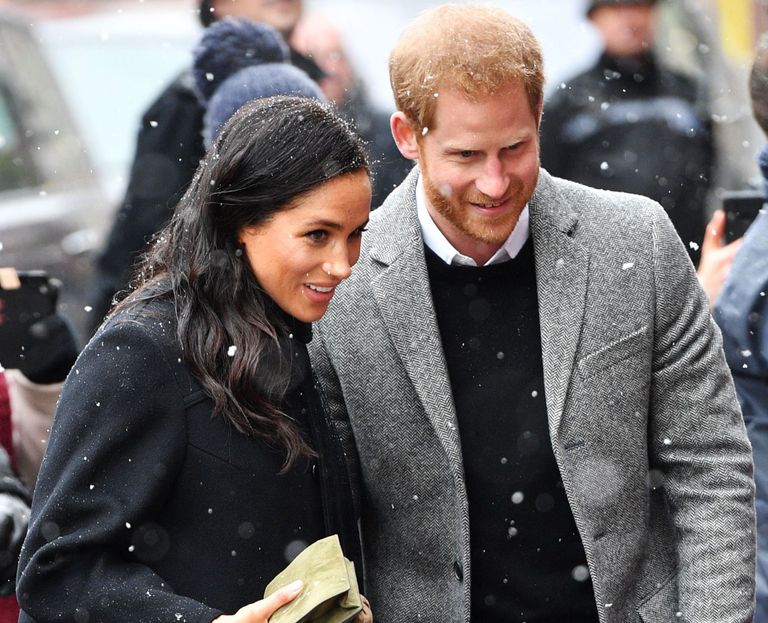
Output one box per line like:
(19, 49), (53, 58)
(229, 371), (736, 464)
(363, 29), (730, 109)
(116, 96), (368, 468)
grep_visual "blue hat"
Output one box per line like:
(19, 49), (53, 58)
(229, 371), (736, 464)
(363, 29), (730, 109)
(193, 18), (325, 146)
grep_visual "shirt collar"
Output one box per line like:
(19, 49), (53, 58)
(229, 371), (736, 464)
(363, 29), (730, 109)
(416, 175), (530, 267)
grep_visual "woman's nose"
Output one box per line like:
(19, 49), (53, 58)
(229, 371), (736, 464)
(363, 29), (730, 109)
(322, 252), (352, 281)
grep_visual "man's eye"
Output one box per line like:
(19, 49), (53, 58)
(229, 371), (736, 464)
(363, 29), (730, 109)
(460, 150), (474, 158)
(307, 230), (328, 242)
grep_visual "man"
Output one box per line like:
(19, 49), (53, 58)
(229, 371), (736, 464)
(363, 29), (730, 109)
(291, 14), (410, 207)
(310, 4), (754, 622)
(540, 0), (712, 264)
(87, 0), (320, 333)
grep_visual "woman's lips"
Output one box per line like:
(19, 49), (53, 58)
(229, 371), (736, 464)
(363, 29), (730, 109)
(303, 283), (337, 304)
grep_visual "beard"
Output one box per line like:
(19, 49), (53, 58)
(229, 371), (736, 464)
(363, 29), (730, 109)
(421, 161), (538, 247)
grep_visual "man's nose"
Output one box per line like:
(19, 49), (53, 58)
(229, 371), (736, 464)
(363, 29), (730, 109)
(475, 158), (509, 199)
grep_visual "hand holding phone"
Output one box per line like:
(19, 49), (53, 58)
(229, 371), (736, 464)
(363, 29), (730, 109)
(0, 268), (72, 382)
(722, 190), (764, 243)
(696, 211), (743, 305)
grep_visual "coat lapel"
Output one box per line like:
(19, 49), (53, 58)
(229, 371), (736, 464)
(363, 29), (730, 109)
(529, 171), (590, 436)
(368, 169), (463, 466)
(365, 169), (589, 457)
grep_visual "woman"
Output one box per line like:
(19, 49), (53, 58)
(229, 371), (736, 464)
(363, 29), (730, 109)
(16, 96), (372, 623)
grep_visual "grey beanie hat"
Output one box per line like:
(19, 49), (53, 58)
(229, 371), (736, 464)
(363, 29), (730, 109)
(192, 18), (325, 146)
(586, 0), (657, 16)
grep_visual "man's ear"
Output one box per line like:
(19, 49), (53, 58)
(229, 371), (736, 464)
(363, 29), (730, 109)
(391, 112), (420, 161)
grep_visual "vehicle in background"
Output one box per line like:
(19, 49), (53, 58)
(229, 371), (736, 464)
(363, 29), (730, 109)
(0, 9), (108, 344)
(0, 2), (199, 344)
(35, 2), (200, 200)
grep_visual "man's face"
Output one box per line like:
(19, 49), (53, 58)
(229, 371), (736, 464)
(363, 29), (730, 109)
(415, 82), (540, 261)
(212, 0), (303, 37)
(590, 4), (656, 58)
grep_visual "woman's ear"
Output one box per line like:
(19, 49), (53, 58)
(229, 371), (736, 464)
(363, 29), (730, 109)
(390, 112), (420, 161)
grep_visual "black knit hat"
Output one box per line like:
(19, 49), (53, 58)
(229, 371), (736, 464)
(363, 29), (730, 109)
(199, 0), (215, 27)
(586, 0), (657, 17)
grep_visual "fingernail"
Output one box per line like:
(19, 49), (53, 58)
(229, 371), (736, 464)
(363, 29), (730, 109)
(285, 580), (303, 593)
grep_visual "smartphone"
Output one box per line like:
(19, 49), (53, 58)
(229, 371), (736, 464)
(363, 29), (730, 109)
(722, 190), (764, 243)
(0, 270), (60, 369)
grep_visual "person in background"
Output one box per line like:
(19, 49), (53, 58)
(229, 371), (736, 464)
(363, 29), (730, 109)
(695, 208), (742, 304)
(17, 87), (373, 622)
(703, 36), (768, 623)
(540, 0), (713, 264)
(291, 14), (411, 207)
(0, 442), (29, 622)
(87, 0), (321, 335)
(2, 313), (79, 488)
(310, 4), (754, 622)
(0, 311), (79, 620)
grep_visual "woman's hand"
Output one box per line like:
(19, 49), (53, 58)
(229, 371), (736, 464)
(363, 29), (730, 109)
(212, 580), (303, 623)
(352, 595), (373, 623)
(696, 209), (743, 305)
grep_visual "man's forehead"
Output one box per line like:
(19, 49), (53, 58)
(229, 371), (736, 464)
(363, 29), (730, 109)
(425, 83), (528, 123)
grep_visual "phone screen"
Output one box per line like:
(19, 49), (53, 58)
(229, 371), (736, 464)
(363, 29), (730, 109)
(0, 271), (60, 369)
(722, 191), (764, 243)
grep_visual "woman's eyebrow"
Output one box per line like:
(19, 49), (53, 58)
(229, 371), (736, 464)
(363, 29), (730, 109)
(304, 219), (343, 229)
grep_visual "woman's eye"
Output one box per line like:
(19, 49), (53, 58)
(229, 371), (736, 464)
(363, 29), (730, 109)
(307, 230), (328, 242)
(350, 227), (368, 238)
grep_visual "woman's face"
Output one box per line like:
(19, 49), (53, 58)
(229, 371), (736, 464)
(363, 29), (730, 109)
(239, 170), (371, 323)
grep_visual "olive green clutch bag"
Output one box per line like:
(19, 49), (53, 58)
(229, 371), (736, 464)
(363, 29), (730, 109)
(265, 534), (362, 623)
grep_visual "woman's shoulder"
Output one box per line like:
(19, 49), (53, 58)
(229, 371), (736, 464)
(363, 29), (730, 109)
(96, 296), (177, 349)
(84, 297), (199, 398)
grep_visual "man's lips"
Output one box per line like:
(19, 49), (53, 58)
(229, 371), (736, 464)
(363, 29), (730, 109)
(468, 197), (512, 214)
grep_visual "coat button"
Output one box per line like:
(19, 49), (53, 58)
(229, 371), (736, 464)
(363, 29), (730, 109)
(453, 560), (463, 582)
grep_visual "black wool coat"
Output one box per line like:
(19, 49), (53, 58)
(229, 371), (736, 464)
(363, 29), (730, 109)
(17, 298), (362, 623)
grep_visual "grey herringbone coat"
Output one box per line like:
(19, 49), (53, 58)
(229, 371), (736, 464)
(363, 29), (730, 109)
(310, 168), (755, 623)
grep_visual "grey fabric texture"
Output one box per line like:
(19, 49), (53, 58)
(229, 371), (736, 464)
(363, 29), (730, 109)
(309, 167), (756, 623)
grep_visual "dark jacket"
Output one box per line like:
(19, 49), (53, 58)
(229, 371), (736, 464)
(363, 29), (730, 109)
(716, 208), (768, 414)
(17, 297), (362, 622)
(540, 51), (713, 264)
(715, 205), (768, 623)
(87, 49), (325, 335)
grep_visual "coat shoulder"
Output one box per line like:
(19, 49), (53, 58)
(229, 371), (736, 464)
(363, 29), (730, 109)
(541, 173), (667, 238)
(87, 297), (199, 399)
